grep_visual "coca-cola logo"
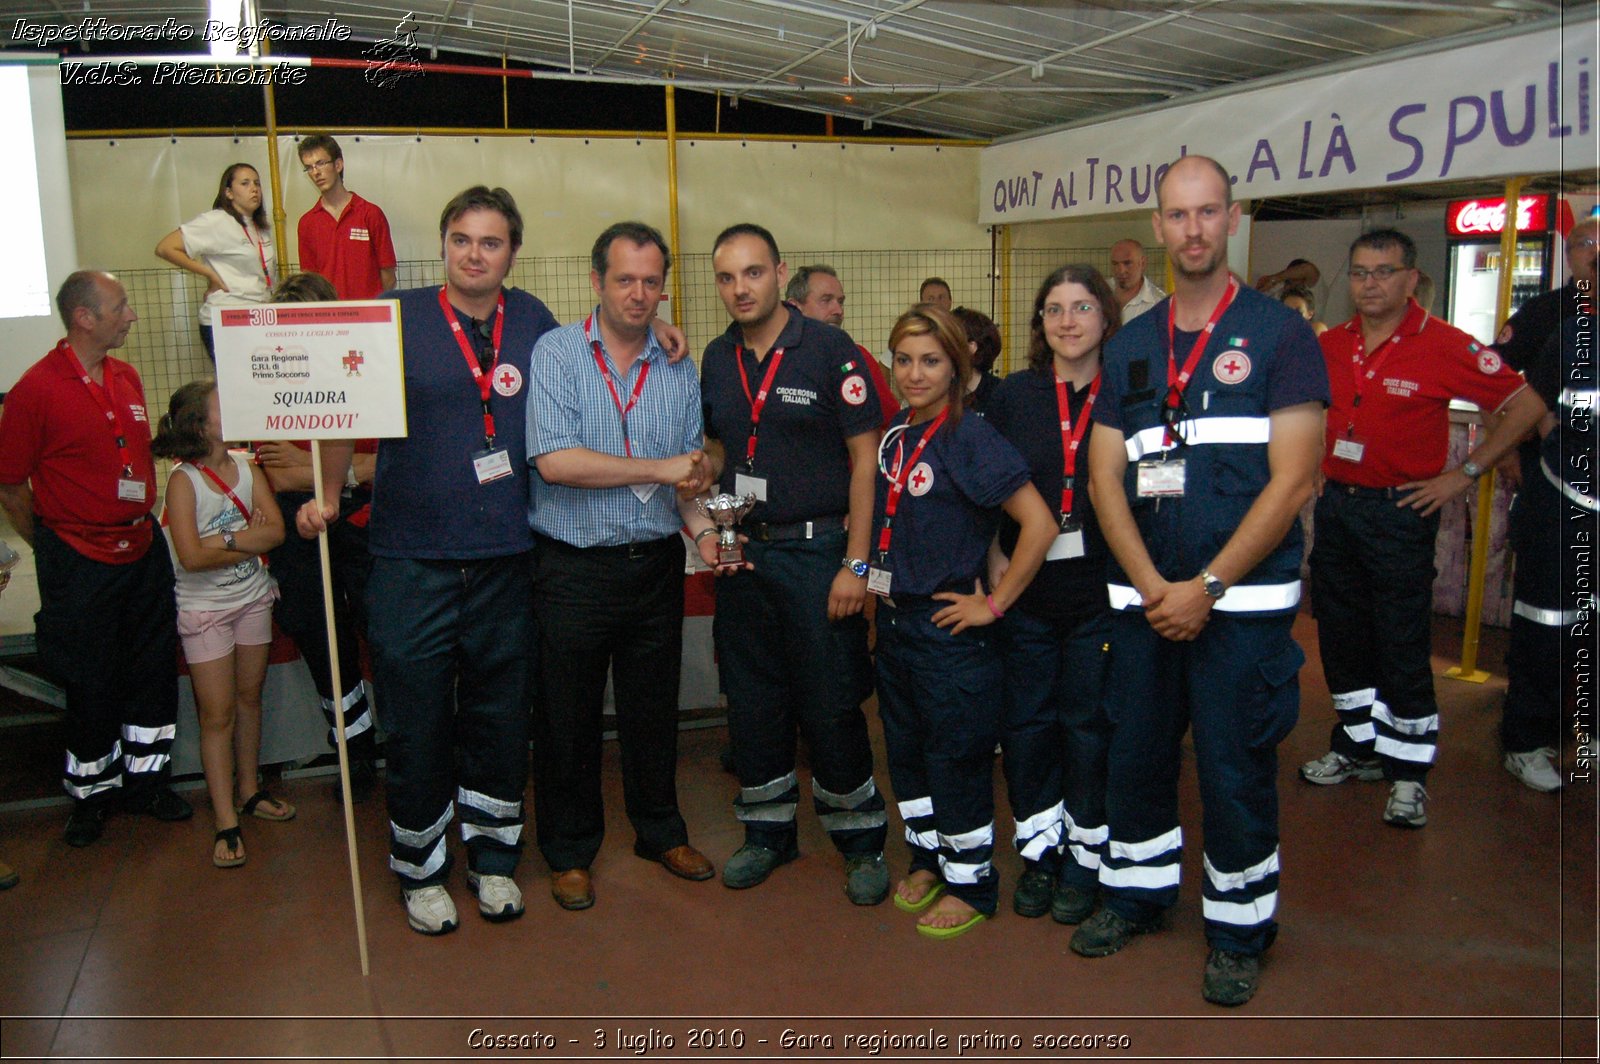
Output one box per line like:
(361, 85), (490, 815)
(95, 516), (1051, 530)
(1451, 197), (1539, 236)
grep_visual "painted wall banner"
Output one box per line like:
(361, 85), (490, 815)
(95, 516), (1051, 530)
(979, 20), (1595, 224)
(213, 300), (406, 440)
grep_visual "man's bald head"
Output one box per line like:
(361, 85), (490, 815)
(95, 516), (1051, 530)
(1156, 154), (1233, 211)
(1109, 239), (1147, 295)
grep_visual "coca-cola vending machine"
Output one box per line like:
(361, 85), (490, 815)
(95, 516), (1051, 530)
(1444, 194), (1571, 344)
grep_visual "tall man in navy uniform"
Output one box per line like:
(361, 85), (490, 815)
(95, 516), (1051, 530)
(526, 221), (719, 911)
(700, 223), (891, 905)
(1077, 156), (1329, 1007)
(0, 271), (191, 847)
(299, 187), (557, 936)
(1300, 229), (1545, 822)
(1493, 217), (1597, 790)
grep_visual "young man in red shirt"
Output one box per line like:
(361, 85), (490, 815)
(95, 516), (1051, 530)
(295, 134), (397, 300)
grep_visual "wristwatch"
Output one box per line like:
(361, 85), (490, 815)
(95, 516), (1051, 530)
(1462, 460), (1485, 480)
(842, 557), (869, 578)
(223, 531), (238, 552)
(1198, 567), (1226, 600)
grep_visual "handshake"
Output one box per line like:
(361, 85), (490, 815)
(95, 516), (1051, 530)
(667, 449), (717, 497)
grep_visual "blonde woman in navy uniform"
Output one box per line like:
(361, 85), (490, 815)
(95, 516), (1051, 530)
(869, 305), (1056, 939)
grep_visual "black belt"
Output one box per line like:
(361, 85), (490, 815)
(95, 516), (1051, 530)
(742, 514), (846, 542)
(535, 532), (680, 560)
(1326, 480), (1400, 500)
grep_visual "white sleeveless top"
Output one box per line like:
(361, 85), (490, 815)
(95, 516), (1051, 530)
(166, 453), (277, 612)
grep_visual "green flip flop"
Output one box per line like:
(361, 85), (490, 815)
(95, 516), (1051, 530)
(892, 880), (946, 914)
(916, 911), (987, 940)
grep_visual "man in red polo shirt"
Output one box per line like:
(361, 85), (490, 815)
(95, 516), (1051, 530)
(1300, 229), (1546, 828)
(0, 271), (190, 846)
(295, 134), (397, 299)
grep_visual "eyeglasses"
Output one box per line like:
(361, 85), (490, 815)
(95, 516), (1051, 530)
(1348, 265), (1409, 282)
(1571, 237), (1598, 251)
(301, 160), (335, 173)
(1040, 301), (1101, 320)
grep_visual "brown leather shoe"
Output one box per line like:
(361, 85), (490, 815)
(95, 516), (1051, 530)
(551, 868), (594, 910)
(637, 841), (715, 881)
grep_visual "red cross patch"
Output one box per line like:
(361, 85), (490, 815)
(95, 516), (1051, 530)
(907, 462), (934, 497)
(1212, 350), (1251, 385)
(492, 364), (524, 397)
(342, 350), (364, 376)
(840, 374), (868, 406)
(1477, 349), (1503, 374)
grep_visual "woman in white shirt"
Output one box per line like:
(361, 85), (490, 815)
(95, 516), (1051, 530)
(155, 163), (274, 361)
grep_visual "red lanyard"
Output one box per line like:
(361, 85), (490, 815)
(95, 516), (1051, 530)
(1055, 373), (1100, 519)
(584, 314), (651, 457)
(875, 407), (950, 559)
(239, 219), (272, 288)
(1163, 276), (1239, 443)
(438, 287), (505, 446)
(59, 341), (135, 477)
(1345, 328), (1402, 435)
(734, 344), (785, 466)
(190, 460), (252, 522)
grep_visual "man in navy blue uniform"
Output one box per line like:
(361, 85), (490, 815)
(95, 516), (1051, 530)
(699, 223), (891, 905)
(1076, 156), (1329, 1007)
(526, 221), (719, 910)
(299, 186), (557, 936)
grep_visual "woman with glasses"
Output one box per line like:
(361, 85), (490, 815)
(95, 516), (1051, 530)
(984, 264), (1122, 926)
(871, 304), (1056, 940)
(155, 163), (274, 361)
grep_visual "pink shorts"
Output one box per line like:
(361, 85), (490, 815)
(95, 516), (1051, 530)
(177, 591), (277, 664)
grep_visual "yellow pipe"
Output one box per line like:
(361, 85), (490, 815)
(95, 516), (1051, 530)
(502, 53), (509, 130)
(665, 84), (683, 319)
(259, 40), (290, 280)
(70, 126), (988, 148)
(1445, 174), (1527, 685)
(999, 224), (1014, 374)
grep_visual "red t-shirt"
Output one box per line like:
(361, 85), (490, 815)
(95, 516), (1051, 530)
(296, 192), (398, 300)
(0, 343), (157, 562)
(1320, 299), (1525, 488)
(856, 344), (900, 429)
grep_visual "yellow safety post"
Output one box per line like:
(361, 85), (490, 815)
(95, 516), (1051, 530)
(260, 40), (289, 280)
(664, 83), (682, 317)
(1445, 174), (1527, 684)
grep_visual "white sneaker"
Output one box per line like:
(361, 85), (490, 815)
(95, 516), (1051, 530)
(1299, 749), (1384, 786)
(1504, 748), (1562, 793)
(467, 870), (525, 922)
(1383, 781), (1428, 828)
(402, 884), (459, 935)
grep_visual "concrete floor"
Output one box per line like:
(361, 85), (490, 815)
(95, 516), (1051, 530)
(0, 613), (1592, 1062)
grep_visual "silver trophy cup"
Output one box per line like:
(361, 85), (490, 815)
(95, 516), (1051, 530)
(697, 492), (757, 567)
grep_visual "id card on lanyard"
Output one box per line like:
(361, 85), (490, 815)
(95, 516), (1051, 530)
(1049, 374), (1098, 560)
(585, 314), (658, 504)
(1335, 328), (1400, 465)
(439, 287), (512, 484)
(1138, 279), (1239, 499)
(733, 343), (785, 502)
(870, 408), (949, 596)
(60, 341), (145, 503)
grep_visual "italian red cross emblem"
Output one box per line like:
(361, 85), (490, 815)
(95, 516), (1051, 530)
(1212, 350), (1251, 385)
(493, 364), (524, 397)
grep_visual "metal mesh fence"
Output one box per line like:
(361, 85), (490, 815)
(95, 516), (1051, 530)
(109, 244), (1148, 467)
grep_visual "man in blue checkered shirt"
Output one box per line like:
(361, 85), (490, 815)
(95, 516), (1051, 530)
(525, 220), (722, 912)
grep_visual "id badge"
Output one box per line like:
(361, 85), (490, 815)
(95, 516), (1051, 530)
(866, 567), (893, 596)
(734, 470), (769, 502)
(629, 482), (660, 504)
(472, 447), (514, 485)
(117, 478), (147, 502)
(1135, 458), (1186, 498)
(1332, 437), (1366, 464)
(1047, 523), (1086, 561)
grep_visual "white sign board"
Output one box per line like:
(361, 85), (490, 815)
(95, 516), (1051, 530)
(980, 20), (1596, 223)
(213, 301), (406, 440)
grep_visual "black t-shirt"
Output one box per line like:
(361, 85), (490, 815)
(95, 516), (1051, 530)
(986, 367), (1109, 627)
(701, 308), (882, 525)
